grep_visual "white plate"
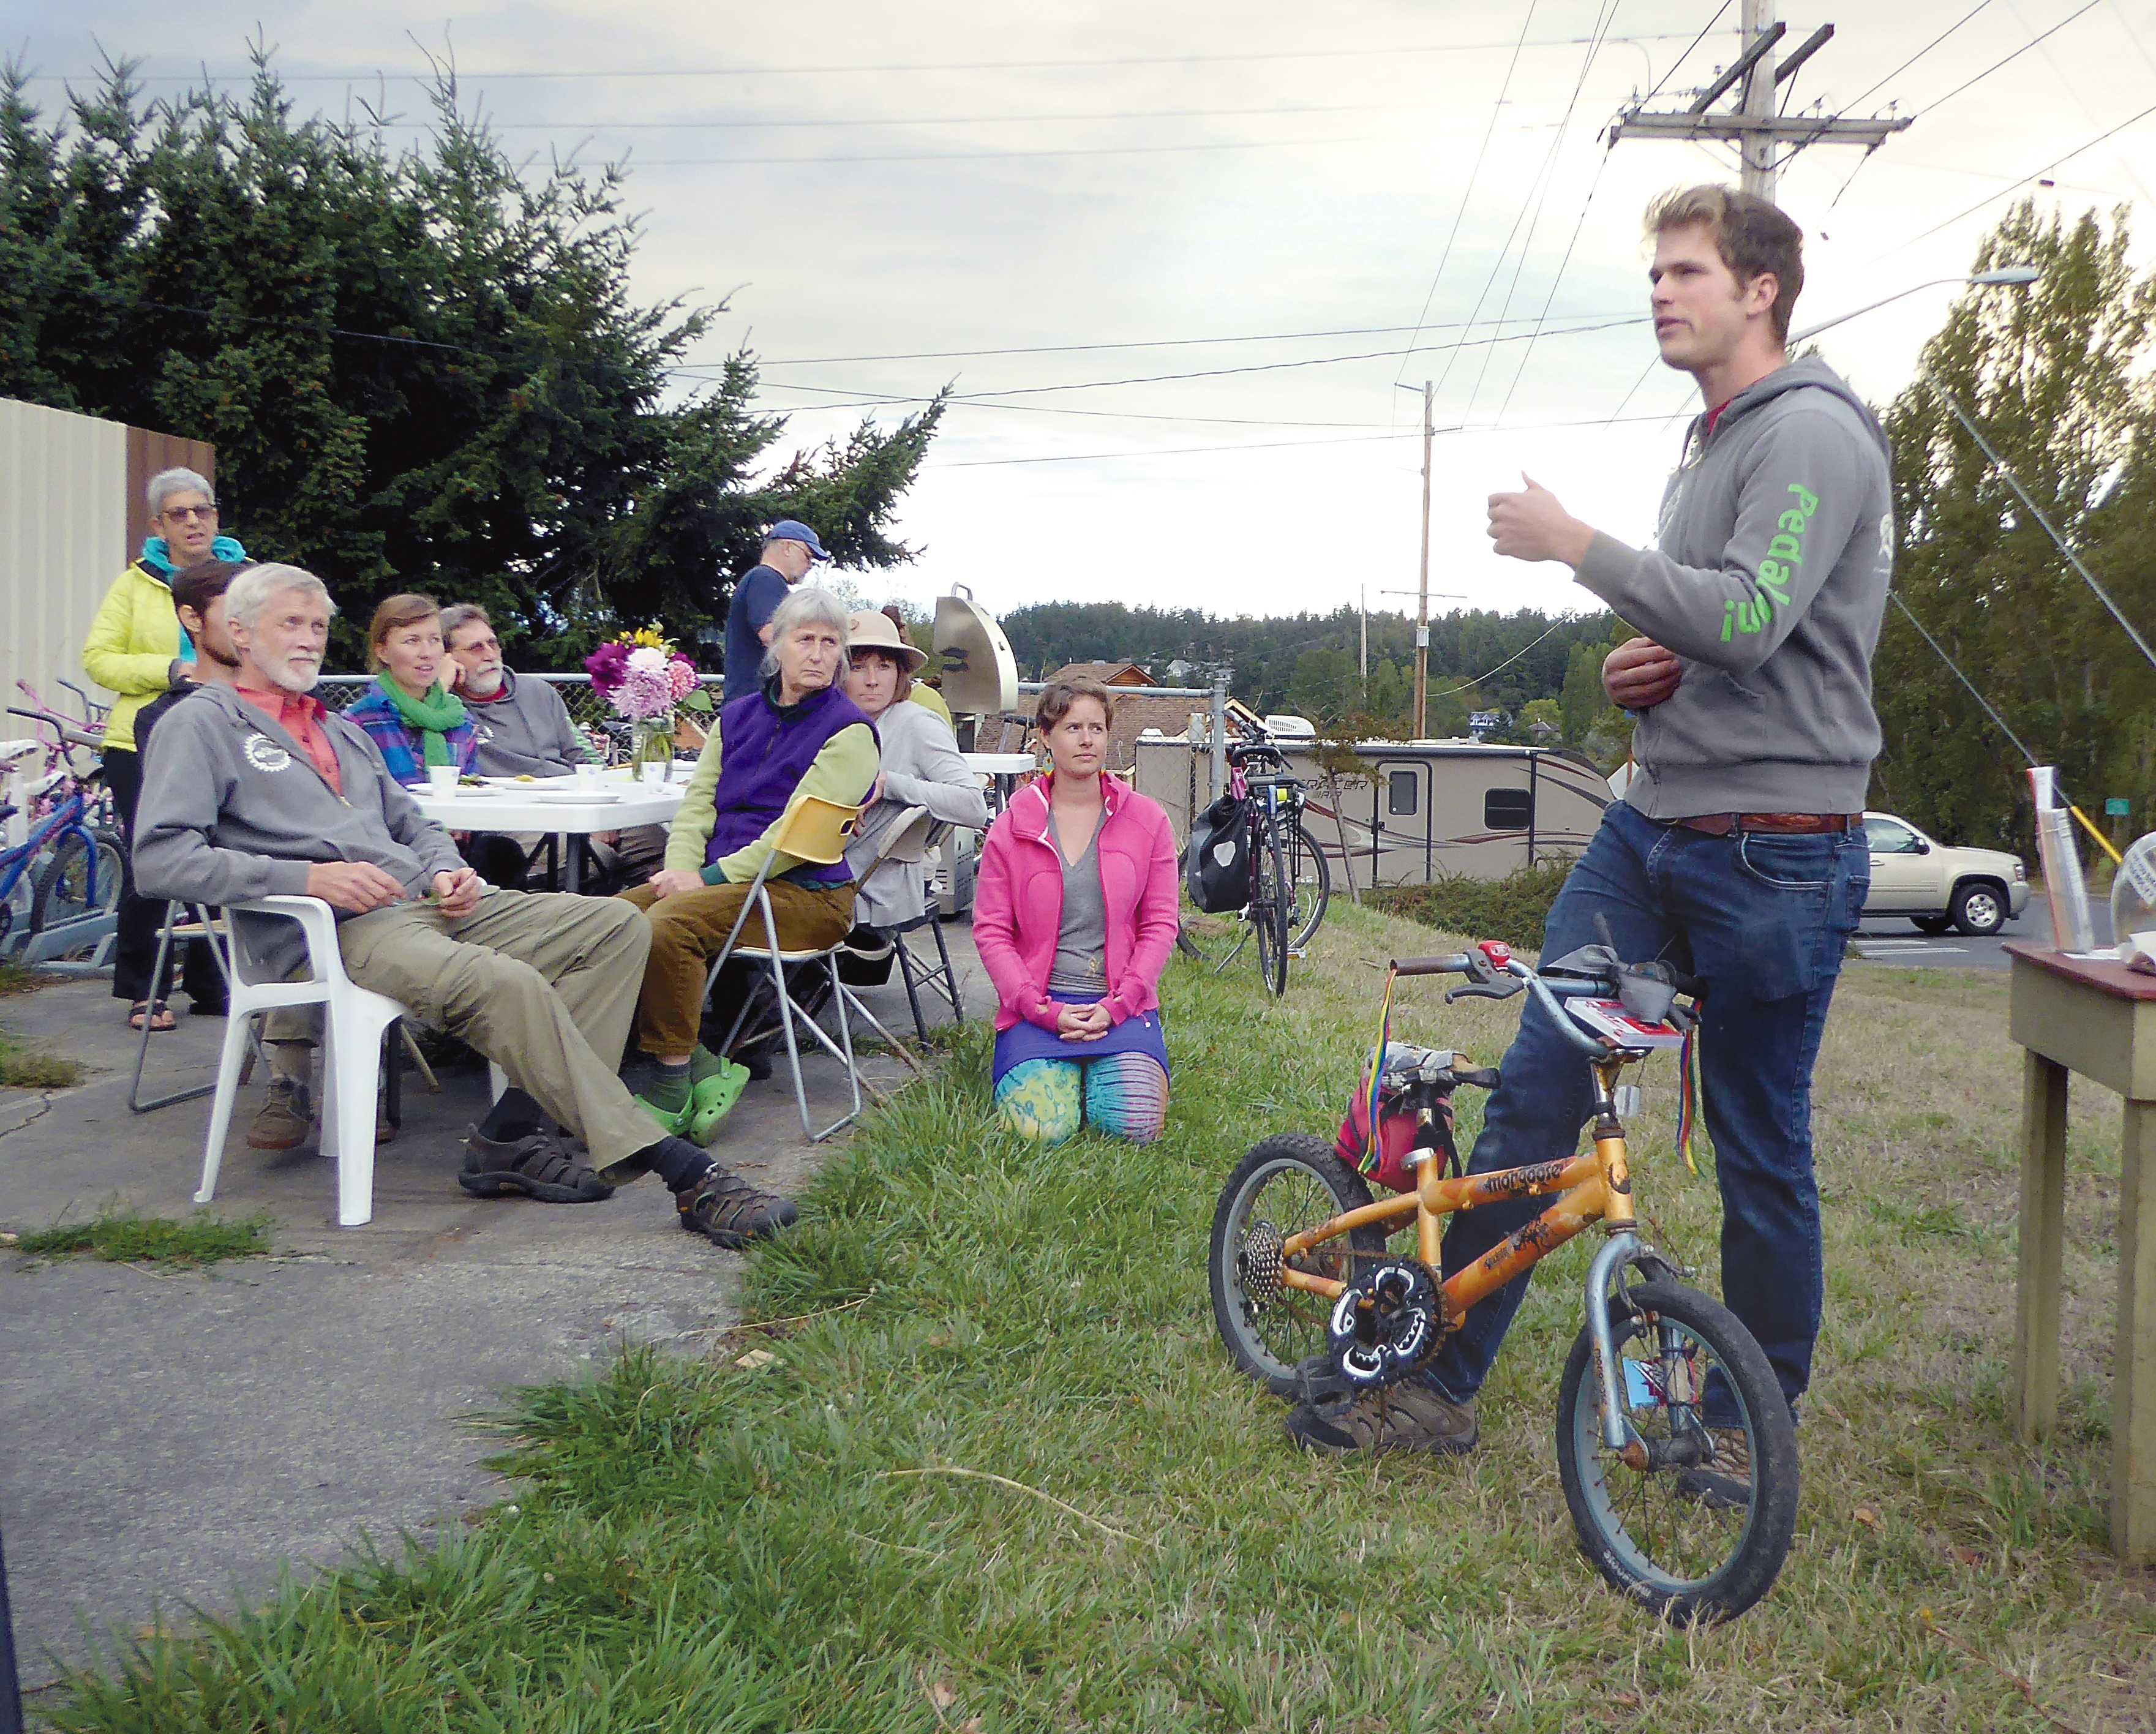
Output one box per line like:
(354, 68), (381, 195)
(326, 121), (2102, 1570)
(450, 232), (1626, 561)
(531, 788), (623, 805)
(481, 775), (573, 787)
(410, 784), (504, 798)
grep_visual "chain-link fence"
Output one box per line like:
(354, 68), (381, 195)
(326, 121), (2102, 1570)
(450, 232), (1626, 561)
(315, 673), (724, 767)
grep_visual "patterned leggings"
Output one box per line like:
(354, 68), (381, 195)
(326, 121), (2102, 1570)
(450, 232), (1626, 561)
(993, 1053), (1170, 1146)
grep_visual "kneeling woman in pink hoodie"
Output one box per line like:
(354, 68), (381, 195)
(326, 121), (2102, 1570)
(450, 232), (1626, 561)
(973, 677), (1181, 1143)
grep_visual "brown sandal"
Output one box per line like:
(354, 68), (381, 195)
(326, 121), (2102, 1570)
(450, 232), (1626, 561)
(129, 1000), (176, 1033)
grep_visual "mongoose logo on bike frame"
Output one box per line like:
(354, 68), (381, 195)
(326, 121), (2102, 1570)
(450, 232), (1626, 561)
(1721, 482), (1818, 642)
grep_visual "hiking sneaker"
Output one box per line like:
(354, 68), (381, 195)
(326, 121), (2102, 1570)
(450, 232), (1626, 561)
(675, 1164), (799, 1248)
(686, 1060), (751, 1146)
(248, 1076), (313, 1150)
(458, 1128), (615, 1204)
(1284, 1383), (1479, 1458)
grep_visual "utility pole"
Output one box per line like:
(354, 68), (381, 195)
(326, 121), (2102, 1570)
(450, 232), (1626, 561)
(1414, 380), (1433, 737)
(1606, 2), (1910, 201)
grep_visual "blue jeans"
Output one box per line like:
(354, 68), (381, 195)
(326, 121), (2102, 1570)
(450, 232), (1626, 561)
(1424, 801), (1869, 1411)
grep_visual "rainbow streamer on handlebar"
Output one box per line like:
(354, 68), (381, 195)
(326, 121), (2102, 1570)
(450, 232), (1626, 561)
(1359, 967), (1396, 1176)
(1674, 1024), (1700, 1177)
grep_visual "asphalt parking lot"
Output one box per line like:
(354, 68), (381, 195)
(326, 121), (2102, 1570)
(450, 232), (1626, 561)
(1850, 896), (2111, 971)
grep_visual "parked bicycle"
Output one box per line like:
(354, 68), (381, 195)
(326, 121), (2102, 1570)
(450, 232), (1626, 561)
(1208, 936), (1798, 1622)
(1, 705), (122, 959)
(1179, 740), (1332, 996)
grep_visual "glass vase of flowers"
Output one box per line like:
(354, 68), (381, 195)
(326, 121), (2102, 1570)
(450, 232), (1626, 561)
(584, 627), (712, 783)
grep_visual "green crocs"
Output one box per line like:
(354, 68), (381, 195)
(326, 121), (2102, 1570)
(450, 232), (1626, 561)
(686, 1059), (751, 1145)
(633, 1090), (694, 1138)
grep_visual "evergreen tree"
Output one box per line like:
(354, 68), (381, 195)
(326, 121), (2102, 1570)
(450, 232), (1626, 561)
(0, 54), (942, 666)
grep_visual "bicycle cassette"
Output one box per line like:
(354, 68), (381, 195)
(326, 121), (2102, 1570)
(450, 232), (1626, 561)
(1326, 1259), (1443, 1389)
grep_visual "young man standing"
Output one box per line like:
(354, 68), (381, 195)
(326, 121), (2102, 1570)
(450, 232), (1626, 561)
(722, 521), (832, 704)
(1289, 185), (1889, 1456)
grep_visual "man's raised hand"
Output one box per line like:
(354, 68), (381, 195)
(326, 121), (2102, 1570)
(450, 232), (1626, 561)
(305, 860), (408, 914)
(1602, 637), (1683, 710)
(1487, 473), (1595, 568)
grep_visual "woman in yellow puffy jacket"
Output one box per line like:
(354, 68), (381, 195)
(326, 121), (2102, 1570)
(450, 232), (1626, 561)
(82, 467), (247, 1029)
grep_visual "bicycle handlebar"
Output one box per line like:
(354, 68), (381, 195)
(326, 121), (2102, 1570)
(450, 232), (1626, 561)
(1388, 948), (1680, 1057)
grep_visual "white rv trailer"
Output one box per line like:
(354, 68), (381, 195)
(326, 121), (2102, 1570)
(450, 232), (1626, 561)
(1132, 734), (1611, 885)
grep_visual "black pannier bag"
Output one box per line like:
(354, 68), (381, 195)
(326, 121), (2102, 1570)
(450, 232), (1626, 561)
(1185, 794), (1253, 914)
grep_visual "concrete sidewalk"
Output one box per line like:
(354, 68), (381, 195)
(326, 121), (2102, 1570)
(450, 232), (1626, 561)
(0, 920), (987, 1686)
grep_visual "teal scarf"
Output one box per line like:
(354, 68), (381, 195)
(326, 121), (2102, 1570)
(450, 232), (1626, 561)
(380, 679), (467, 768)
(138, 535), (247, 663)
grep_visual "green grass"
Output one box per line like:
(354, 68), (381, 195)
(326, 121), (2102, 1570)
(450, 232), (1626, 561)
(36, 906), (2156, 1731)
(0, 1040), (83, 1089)
(16, 1206), (272, 1269)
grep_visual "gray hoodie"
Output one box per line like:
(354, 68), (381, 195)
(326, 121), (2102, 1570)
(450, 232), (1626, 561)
(1574, 356), (1892, 819)
(466, 669), (592, 778)
(134, 685), (464, 971)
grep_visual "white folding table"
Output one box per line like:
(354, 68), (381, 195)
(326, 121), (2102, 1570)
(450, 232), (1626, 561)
(407, 773), (686, 891)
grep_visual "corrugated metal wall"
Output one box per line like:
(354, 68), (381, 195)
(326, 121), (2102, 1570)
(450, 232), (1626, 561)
(0, 399), (218, 732)
(0, 399), (127, 729)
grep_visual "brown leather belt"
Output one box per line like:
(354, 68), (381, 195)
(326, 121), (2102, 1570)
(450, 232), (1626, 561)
(1673, 812), (1861, 838)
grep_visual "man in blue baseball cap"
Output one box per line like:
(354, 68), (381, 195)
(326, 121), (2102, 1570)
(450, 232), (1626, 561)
(723, 520), (833, 705)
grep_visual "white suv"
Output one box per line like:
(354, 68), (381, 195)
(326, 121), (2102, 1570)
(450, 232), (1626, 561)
(1861, 811), (2029, 936)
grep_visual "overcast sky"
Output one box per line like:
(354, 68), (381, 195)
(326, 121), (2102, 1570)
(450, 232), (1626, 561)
(11, 0), (2155, 632)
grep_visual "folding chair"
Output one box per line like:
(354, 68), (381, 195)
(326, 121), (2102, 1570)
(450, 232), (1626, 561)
(127, 900), (238, 1114)
(705, 795), (870, 1143)
(855, 808), (966, 1043)
(195, 896), (410, 1227)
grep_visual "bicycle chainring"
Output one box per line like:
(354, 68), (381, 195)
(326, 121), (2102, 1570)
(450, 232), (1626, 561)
(1326, 1259), (1443, 1389)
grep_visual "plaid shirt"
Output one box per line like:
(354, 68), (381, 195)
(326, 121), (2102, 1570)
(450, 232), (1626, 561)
(340, 680), (477, 787)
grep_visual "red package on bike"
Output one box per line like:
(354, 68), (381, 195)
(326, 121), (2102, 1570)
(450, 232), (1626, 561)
(1333, 1046), (1457, 1195)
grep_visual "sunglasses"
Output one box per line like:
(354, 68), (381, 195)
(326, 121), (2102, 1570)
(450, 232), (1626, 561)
(162, 504), (219, 524)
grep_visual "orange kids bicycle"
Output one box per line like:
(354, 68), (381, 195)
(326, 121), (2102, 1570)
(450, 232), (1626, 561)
(1209, 939), (1800, 1623)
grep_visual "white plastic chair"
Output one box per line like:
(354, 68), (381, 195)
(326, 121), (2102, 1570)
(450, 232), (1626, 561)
(195, 895), (408, 1227)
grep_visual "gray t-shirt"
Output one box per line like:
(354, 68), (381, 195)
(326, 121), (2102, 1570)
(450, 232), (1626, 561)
(1045, 811), (1108, 997)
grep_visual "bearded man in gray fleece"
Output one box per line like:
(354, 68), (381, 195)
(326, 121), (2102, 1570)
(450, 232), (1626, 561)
(133, 562), (797, 1247)
(1288, 184), (1886, 1459)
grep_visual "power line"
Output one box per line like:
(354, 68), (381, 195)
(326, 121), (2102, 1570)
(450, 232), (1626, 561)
(1839, 0), (1994, 111)
(1492, 144), (1614, 429)
(374, 100), (1482, 130)
(759, 311), (1643, 367)
(1887, 593), (2040, 766)
(1391, 3), (1544, 399)
(675, 315), (1650, 400)
(1872, 93), (2156, 262)
(17, 34), (1702, 84)
(926, 410), (1689, 469)
(1631, 1), (1733, 107)
(1456, 0), (1623, 425)
(622, 124), (1561, 167)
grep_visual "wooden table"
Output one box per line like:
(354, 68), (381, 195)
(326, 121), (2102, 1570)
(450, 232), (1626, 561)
(2004, 939), (2156, 1563)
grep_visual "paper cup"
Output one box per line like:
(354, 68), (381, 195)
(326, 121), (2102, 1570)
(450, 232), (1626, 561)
(427, 765), (459, 796)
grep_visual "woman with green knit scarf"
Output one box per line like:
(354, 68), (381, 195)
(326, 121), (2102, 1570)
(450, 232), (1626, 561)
(345, 595), (526, 887)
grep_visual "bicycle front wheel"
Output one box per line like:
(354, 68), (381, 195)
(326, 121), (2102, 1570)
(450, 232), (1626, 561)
(1555, 1278), (1800, 1624)
(1251, 818), (1290, 997)
(1210, 1135), (1386, 1397)
(1286, 821), (1331, 951)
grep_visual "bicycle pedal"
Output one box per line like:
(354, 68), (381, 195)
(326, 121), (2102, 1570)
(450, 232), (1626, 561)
(1293, 1353), (1356, 1408)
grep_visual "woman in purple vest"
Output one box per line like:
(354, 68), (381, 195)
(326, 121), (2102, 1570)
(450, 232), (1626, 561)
(618, 587), (879, 1147)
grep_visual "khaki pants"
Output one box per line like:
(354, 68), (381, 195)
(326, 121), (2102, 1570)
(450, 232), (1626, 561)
(619, 878), (855, 1057)
(335, 889), (662, 1168)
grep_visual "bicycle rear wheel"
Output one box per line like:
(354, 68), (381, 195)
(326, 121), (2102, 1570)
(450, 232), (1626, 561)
(1286, 821), (1331, 951)
(1210, 1135), (1386, 1397)
(1555, 1278), (1799, 1623)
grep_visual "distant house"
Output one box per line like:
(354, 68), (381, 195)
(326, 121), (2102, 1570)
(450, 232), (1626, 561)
(1053, 660), (1153, 688)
